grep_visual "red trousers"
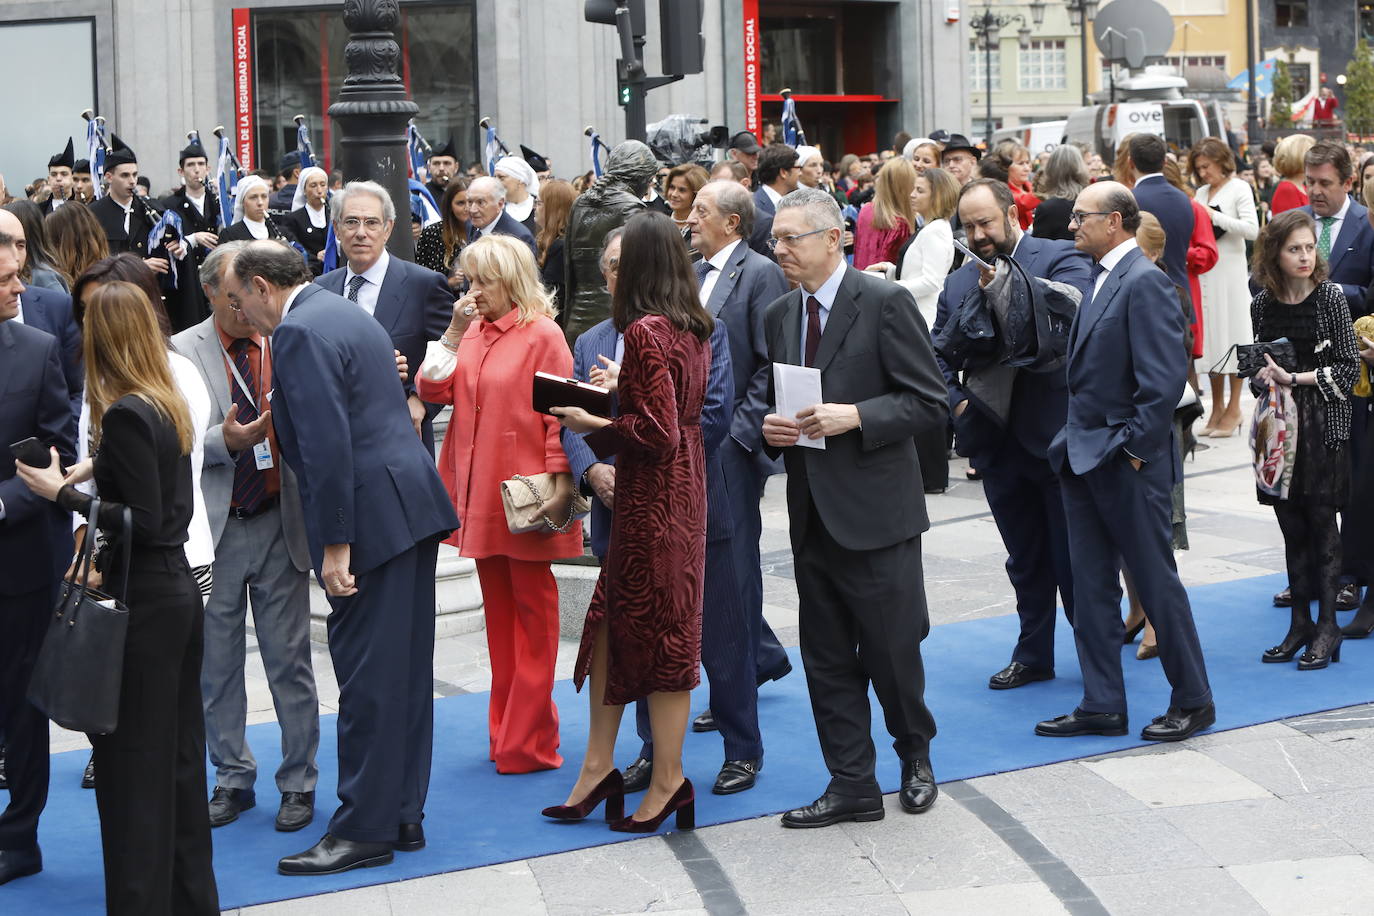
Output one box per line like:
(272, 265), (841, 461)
(475, 556), (563, 773)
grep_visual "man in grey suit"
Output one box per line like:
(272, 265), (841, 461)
(1038, 182), (1214, 743)
(171, 240), (320, 833)
(683, 181), (793, 739)
(762, 188), (948, 828)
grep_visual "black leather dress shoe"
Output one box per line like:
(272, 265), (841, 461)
(0, 845), (41, 886)
(208, 786), (256, 827)
(1273, 586), (1293, 607)
(275, 791), (314, 832)
(622, 757), (653, 793)
(278, 834), (394, 876)
(1035, 708), (1128, 737)
(713, 759), (760, 795)
(691, 710), (718, 733)
(1338, 583), (1361, 610)
(756, 658), (793, 687)
(394, 822), (425, 852)
(81, 754), (95, 789)
(898, 759), (937, 813)
(988, 661), (1054, 690)
(1140, 703), (1216, 742)
(781, 791), (883, 828)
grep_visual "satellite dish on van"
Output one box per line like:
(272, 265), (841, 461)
(1092, 0), (1174, 66)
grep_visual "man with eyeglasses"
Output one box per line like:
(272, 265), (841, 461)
(1038, 181), (1214, 744)
(932, 178), (1092, 693)
(760, 187), (948, 828)
(317, 180), (453, 454)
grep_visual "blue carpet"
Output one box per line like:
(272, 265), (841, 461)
(10, 570), (1374, 912)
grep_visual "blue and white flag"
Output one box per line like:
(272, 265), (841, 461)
(408, 178), (442, 227)
(322, 223), (338, 273)
(781, 95), (806, 147)
(484, 124), (508, 177)
(146, 209), (185, 289)
(407, 123), (427, 180)
(295, 119), (316, 170)
(214, 135), (239, 230)
(1227, 58), (1278, 98)
(589, 130), (609, 179)
(85, 117), (107, 200)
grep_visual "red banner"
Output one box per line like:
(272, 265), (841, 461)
(742, 0), (760, 136)
(232, 8), (255, 169)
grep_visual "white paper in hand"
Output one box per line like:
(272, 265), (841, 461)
(773, 363), (825, 450)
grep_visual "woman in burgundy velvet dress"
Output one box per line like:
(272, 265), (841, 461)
(546, 211), (713, 834)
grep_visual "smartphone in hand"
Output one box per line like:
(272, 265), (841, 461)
(9, 437), (52, 468)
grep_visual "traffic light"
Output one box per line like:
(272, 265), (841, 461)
(660, 0), (704, 75)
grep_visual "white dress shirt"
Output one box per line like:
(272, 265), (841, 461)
(343, 249), (390, 317)
(699, 239), (742, 306)
(799, 258), (848, 344)
(762, 184), (783, 210)
(1093, 238), (1139, 298)
(1316, 196), (1350, 250)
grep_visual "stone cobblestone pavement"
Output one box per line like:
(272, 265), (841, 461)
(54, 392), (1374, 914)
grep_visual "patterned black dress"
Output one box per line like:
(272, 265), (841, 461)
(1251, 282), (1359, 508)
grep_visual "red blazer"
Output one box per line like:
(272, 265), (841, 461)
(1186, 199), (1220, 359)
(1012, 182), (1041, 230)
(1270, 179), (1309, 215)
(417, 310), (582, 561)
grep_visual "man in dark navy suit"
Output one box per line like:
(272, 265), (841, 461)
(1299, 141), (1374, 319)
(227, 242), (458, 876)
(933, 179), (1092, 691)
(748, 146), (797, 262)
(1124, 134), (1193, 298)
(0, 208), (81, 431)
(316, 181), (453, 454)
(464, 176), (536, 254)
(685, 181), (793, 732)
(1038, 182), (1214, 743)
(0, 232), (75, 885)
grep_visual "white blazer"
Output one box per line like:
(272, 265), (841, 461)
(884, 217), (954, 329)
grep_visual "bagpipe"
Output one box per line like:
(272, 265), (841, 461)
(585, 126), (611, 179)
(480, 116), (511, 177)
(79, 109), (107, 200)
(212, 125), (244, 231)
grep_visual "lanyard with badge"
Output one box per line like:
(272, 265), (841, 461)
(222, 341), (274, 471)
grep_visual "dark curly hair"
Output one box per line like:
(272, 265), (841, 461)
(1251, 209), (1329, 297)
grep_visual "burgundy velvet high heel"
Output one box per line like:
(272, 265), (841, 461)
(542, 770), (626, 822)
(609, 779), (695, 833)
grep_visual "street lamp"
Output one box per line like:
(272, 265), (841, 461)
(970, 0), (1047, 143)
(1064, 0), (1100, 106)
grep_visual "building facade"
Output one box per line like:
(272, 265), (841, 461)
(0, 0), (969, 194)
(1260, 0), (1366, 115)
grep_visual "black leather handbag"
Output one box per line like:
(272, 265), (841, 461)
(27, 499), (132, 735)
(1235, 338), (1298, 378)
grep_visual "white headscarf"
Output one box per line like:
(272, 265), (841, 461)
(232, 175), (270, 224)
(494, 155), (539, 199)
(290, 166), (328, 211)
(903, 138), (934, 162)
(794, 145), (823, 168)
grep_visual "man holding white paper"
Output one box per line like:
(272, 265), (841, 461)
(760, 187), (949, 828)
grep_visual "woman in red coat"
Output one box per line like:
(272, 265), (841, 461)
(547, 211), (713, 834)
(417, 234), (582, 774)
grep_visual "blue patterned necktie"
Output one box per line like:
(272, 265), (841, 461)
(346, 274), (367, 302)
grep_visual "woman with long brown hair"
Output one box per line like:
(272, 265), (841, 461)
(17, 281), (219, 914)
(548, 210), (713, 834)
(44, 200), (109, 291)
(852, 157), (915, 270)
(416, 176), (470, 287)
(1249, 209), (1359, 670)
(535, 178), (577, 310)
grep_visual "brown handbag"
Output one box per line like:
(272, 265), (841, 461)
(500, 472), (589, 534)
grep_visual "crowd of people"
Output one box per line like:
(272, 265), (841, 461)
(5, 113), (1374, 914)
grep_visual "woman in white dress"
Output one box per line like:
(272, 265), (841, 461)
(1192, 137), (1260, 436)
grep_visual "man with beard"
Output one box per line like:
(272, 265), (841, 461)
(561, 139), (660, 348)
(425, 138), (458, 204)
(932, 178), (1092, 691)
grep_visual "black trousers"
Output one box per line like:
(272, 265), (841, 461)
(93, 549), (218, 916)
(0, 583), (55, 851)
(793, 503), (936, 798)
(1060, 454), (1211, 715)
(720, 440), (789, 679)
(980, 437), (1075, 671)
(325, 537), (439, 843)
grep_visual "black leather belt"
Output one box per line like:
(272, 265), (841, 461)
(228, 497), (277, 520)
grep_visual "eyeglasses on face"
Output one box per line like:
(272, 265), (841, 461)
(1068, 210), (1113, 225)
(340, 217), (386, 232)
(767, 227), (832, 251)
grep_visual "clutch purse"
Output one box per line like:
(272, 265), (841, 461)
(500, 472), (589, 534)
(1235, 339), (1297, 378)
(533, 372), (613, 418)
(27, 499), (132, 736)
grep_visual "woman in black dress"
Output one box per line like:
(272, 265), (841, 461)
(1249, 210), (1359, 669)
(17, 280), (218, 914)
(218, 174), (292, 245)
(415, 177), (469, 289)
(535, 178), (576, 312)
